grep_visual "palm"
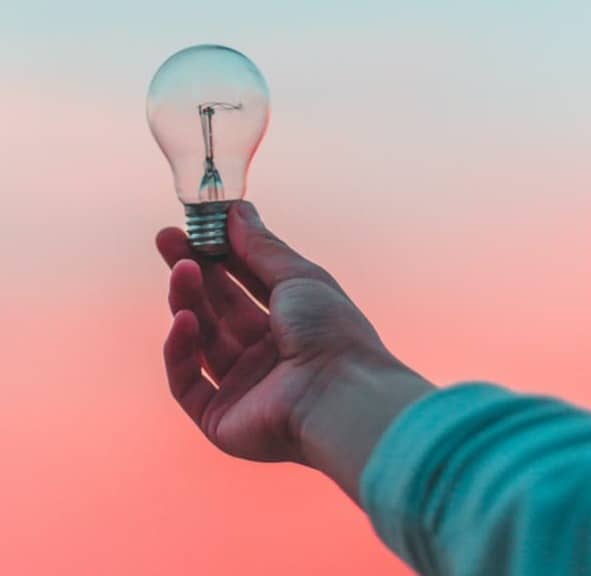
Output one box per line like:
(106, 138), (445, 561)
(213, 277), (379, 462)
(157, 203), (383, 464)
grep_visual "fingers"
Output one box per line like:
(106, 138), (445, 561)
(156, 227), (192, 268)
(199, 263), (269, 347)
(157, 225), (270, 343)
(169, 260), (243, 382)
(164, 310), (216, 428)
(157, 225), (271, 307)
(156, 204), (345, 305)
(228, 201), (346, 296)
(223, 254), (271, 306)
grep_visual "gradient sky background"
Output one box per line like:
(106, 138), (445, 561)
(2, 1), (590, 574)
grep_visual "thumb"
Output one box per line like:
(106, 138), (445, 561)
(227, 201), (339, 294)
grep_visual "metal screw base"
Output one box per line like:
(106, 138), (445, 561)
(185, 201), (232, 257)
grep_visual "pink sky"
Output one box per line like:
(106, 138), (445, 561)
(2, 2), (591, 573)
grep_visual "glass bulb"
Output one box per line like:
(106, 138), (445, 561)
(146, 44), (270, 256)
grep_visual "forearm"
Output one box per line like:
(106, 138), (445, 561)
(356, 382), (591, 576)
(291, 349), (436, 504)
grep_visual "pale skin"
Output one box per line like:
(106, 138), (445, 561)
(156, 201), (436, 505)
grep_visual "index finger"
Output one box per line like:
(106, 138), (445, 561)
(156, 226), (270, 306)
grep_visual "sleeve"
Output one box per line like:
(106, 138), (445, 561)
(359, 382), (591, 576)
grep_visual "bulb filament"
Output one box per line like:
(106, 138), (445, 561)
(198, 102), (242, 201)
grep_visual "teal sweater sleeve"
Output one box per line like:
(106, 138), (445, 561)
(360, 382), (591, 576)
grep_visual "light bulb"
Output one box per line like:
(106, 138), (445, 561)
(147, 44), (270, 256)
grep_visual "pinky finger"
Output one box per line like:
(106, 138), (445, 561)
(164, 310), (217, 428)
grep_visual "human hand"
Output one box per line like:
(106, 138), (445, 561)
(157, 202), (433, 499)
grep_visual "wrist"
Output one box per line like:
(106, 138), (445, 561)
(290, 348), (435, 504)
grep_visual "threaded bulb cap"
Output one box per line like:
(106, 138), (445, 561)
(185, 201), (232, 257)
